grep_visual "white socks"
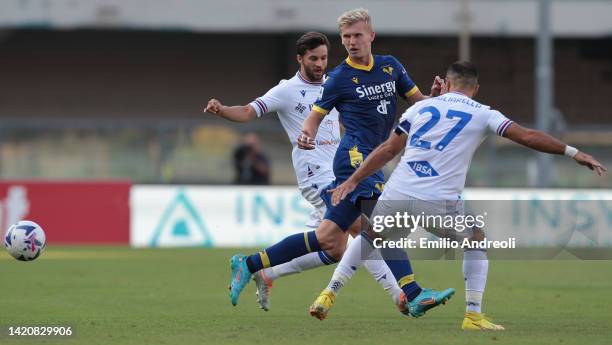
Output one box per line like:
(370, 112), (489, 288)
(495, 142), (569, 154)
(262, 234), (403, 305)
(262, 252), (324, 281)
(463, 249), (488, 313)
(327, 235), (403, 304)
(363, 256), (403, 304)
(278, 239), (488, 314)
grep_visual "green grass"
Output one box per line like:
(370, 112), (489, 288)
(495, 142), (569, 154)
(1, 247), (611, 345)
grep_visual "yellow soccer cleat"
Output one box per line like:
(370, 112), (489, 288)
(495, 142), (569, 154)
(309, 289), (336, 320)
(462, 312), (505, 331)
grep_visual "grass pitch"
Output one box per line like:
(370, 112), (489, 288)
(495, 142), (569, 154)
(1, 247), (611, 345)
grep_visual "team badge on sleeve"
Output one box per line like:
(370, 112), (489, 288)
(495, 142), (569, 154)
(382, 66), (393, 75)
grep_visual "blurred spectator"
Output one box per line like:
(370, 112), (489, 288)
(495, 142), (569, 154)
(233, 133), (270, 185)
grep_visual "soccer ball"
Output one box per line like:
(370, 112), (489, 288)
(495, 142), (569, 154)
(4, 220), (46, 261)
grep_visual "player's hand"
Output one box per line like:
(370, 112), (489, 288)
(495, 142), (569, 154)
(430, 76), (446, 97)
(573, 152), (607, 176)
(440, 76), (449, 95)
(328, 180), (358, 206)
(297, 131), (316, 150)
(204, 98), (223, 114)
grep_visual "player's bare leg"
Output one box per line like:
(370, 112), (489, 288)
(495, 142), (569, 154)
(255, 211), (403, 312)
(333, 217), (406, 313)
(312, 217), (455, 320)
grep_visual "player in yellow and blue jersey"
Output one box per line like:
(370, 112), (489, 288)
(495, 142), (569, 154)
(307, 35), (420, 227)
(227, 8), (453, 319)
(297, 8), (454, 319)
(206, 32), (404, 313)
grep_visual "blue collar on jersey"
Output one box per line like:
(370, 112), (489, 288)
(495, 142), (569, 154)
(345, 54), (374, 71)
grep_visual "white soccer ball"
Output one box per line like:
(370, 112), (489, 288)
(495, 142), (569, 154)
(4, 220), (46, 261)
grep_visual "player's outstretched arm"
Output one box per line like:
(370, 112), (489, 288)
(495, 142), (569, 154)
(203, 98), (257, 123)
(330, 133), (407, 205)
(504, 123), (607, 176)
(297, 109), (325, 150)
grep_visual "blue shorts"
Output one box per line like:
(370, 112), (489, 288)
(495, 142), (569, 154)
(320, 147), (385, 231)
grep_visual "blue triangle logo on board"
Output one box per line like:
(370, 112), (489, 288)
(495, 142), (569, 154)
(150, 189), (213, 247)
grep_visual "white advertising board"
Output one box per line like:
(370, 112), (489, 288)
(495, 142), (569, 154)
(131, 186), (612, 248)
(131, 186), (315, 248)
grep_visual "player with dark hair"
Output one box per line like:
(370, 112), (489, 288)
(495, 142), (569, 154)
(322, 60), (606, 329)
(205, 31), (404, 312)
(226, 8), (454, 319)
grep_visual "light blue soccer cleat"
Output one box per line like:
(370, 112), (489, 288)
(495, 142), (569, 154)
(228, 254), (253, 306)
(408, 288), (455, 318)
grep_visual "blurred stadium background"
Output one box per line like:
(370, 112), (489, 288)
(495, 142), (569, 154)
(0, 0), (610, 187)
(0, 1), (611, 344)
(0, 0), (610, 262)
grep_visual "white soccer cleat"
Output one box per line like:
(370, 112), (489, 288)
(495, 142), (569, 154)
(253, 270), (273, 311)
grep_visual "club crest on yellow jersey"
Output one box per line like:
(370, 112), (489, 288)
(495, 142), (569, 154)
(348, 145), (364, 168)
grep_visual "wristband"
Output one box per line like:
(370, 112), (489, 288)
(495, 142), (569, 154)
(564, 145), (578, 158)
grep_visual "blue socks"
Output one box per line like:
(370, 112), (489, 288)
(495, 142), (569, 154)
(246, 231), (322, 273)
(361, 231), (422, 301)
(379, 247), (422, 301)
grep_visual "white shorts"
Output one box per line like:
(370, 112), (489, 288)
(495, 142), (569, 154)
(299, 184), (328, 229)
(371, 196), (474, 240)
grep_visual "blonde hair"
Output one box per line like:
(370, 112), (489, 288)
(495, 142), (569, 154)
(337, 8), (372, 31)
